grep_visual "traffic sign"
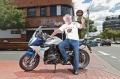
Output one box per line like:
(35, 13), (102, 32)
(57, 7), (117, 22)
(76, 10), (83, 16)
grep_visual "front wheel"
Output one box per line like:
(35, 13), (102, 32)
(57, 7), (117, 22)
(19, 53), (40, 71)
(79, 49), (90, 69)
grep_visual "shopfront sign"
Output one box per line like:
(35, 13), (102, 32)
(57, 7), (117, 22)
(40, 19), (63, 27)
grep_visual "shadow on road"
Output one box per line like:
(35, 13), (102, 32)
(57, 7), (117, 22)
(14, 68), (88, 78)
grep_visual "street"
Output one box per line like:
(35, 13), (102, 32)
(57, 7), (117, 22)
(92, 44), (120, 71)
(0, 51), (24, 61)
(0, 44), (120, 79)
(0, 44), (120, 72)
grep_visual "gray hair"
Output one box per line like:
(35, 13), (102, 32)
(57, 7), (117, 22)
(63, 14), (72, 21)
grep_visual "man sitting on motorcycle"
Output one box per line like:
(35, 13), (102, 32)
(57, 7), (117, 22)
(50, 14), (85, 75)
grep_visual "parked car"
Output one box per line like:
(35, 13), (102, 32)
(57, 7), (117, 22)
(100, 39), (111, 46)
(79, 39), (98, 46)
(114, 41), (120, 44)
(94, 38), (101, 43)
(111, 41), (115, 44)
(88, 40), (98, 47)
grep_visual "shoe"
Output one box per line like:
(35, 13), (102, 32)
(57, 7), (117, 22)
(74, 70), (78, 75)
(62, 59), (71, 65)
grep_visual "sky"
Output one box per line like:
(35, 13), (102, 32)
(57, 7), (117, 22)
(72, 0), (120, 34)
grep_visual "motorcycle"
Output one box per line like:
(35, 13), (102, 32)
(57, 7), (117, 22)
(19, 26), (92, 73)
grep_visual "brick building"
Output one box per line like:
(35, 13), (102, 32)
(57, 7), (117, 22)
(0, 0), (74, 42)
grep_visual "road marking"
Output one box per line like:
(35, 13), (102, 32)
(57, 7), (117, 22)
(111, 56), (117, 59)
(98, 51), (109, 55)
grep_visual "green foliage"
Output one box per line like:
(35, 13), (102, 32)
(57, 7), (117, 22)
(77, 16), (94, 24)
(77, 16), (97, 38)
(97, 28), (120, 41)
(89, 25), (97, 32)
(0, 0), (26, 30)
(78, 29), (87, 39)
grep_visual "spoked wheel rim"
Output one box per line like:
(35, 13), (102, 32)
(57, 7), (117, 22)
(79, 49), (90, 69)
(22, 55), (36, 69)
(79, 53), (87, 67)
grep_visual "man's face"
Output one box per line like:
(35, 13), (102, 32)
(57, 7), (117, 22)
(64, 16), (72, 24)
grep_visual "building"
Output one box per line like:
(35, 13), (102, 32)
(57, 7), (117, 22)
(103, 15), (120, 30)
(0, 0), (74, 42)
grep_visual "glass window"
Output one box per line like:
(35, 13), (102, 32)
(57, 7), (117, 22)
(50, 5), (57, 16)
(11, 30), (21, 34)
(61, 5), (72, 16)
(27, 8), (36, 17)
(40, 7), (47, 16)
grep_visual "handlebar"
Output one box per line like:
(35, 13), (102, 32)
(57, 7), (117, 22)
(35, 32), (52, 40)
(46, 37), (54, 41)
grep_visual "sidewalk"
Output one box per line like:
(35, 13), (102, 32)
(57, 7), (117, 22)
(0, 52), (120, 79)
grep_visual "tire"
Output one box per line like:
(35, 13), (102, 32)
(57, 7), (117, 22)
(79, 49), (90, 69)
(19, 53), (40, 71)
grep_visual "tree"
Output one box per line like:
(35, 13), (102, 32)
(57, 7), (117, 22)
(78, 29), (87, 39)
(0, 0), (26, 30)
(89, 25), (97, 32)
(97, 28), (120, 41)
(77, 16), (97, 38)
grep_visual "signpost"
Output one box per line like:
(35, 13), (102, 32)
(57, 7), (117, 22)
(76, 9), (89, 39)
(76, 10), (83, 16)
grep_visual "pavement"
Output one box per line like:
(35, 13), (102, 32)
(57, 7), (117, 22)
(0, 50), (120, 79)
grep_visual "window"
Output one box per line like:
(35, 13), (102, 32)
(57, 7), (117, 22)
(11, 30), (21, 34)
(50, 5), (57, 16)
(27, 8), (36, 17)
(40, 7), (47, 16)
(61, 5), (72, 16)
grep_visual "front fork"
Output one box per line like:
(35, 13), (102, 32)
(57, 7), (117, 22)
(26, 50), (38, 63)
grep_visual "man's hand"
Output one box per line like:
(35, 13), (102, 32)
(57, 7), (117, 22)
(81, 17), (85, 24)
(49, 35), (53, 38)
(81, 17), (85, 28)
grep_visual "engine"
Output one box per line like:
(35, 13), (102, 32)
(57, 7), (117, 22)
(43, 44), (59, 64)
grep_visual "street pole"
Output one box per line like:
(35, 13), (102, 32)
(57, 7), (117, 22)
(87, 9), (90, 38)
(86, 0), (93, 38)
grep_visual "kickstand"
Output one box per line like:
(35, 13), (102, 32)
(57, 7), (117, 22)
(54, 60), (57, 73)
(54, 64), (57, 73)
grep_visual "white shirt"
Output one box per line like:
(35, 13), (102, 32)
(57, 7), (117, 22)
(59, 22), (81, 40)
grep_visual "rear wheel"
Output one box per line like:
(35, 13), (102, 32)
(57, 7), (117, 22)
(79, 49), (90, 69)
(19, 53), (40, 71)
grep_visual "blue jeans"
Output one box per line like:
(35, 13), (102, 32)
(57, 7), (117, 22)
(58, 39), (79, 71)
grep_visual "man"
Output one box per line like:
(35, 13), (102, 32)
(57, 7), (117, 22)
(50, 14), (85, 75)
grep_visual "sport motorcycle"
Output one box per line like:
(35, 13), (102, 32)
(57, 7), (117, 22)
(19, 26), (92, 72)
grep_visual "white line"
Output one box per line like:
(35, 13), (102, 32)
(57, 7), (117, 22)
(98, 51), (109, 55)
(111, 56), (117, 58)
